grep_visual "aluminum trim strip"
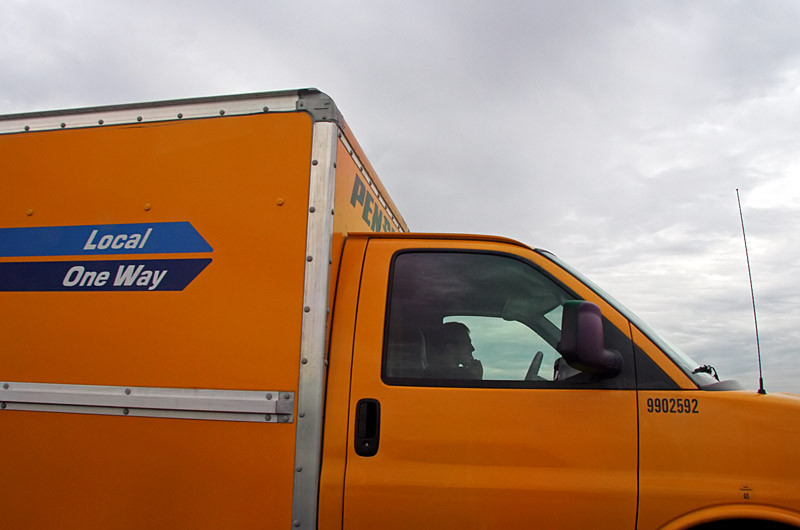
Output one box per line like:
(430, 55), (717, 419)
(0, 381), (294, 423)
(3, 403), (283, 423)
(291, 121), (338, 530)
(0, 93), (299, 135)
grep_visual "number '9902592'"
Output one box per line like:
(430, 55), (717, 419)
(646, 397), (699, 414)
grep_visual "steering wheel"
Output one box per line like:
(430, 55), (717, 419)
(524, 351), (544, 381)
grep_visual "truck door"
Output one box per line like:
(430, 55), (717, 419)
(342, 239), (639, 529)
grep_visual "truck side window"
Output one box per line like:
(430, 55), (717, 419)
(382, 251), (634, 389)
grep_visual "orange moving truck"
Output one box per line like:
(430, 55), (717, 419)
(1, 89), (798, 530)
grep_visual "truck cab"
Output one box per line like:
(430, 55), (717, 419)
(320, 232), (800, 530)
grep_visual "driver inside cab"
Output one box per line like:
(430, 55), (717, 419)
(424, 321), (483, 380)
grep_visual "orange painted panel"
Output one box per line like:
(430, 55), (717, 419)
(0, 411), (296, 529)
(318, 237), (369, 530)
(637, 389), (800, 529)
(333, 138), (405, 238)
(343, 237), (638, 529)
(1, 112), (312, 390)
(336, 116), (407, 231)
(1, 110), (316, 528)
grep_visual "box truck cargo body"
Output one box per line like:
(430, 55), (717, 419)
(1, 89), (798, 530)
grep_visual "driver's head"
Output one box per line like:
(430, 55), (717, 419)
(440, 322), (475, 366)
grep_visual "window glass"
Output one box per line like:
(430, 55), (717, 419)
(442, 316), (560, 381)
(538, 250), (711, 387)
(382, 250), (635, 388)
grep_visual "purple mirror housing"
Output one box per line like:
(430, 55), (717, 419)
(558, 301), (622, 377)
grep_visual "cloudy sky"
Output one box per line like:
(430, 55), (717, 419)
(3, 0), (799, 392)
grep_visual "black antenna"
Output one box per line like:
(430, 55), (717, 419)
(736, 189), (766, 395)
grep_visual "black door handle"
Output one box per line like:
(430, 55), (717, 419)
(354, 398), (381, 457)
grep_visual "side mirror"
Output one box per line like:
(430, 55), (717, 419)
(557, 301), (622, 377)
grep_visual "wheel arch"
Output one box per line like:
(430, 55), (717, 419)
(656, 504), (800, 530)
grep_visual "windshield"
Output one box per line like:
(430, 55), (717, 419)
(536, 250), (719, 387)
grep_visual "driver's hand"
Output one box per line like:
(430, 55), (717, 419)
(468, 359), (483, 379)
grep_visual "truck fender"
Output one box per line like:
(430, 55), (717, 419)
(656, 504), (800, 530)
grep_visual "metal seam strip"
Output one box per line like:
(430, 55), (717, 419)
(291, 121), (338, 529)
(0, 94), (300, 135)
(0, 381), (294, 423)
